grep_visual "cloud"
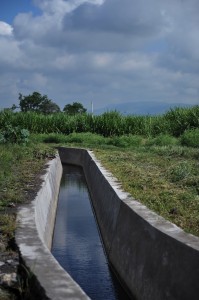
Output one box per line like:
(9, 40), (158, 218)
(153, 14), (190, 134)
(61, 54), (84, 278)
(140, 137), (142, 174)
(60, 0), (172, 52)
(33, 0), (104, 15)
(0, 21), (13, 36)
(65, 0), (165, 34)
(0, 37), (21, 67)
(0, 0), (199, 110)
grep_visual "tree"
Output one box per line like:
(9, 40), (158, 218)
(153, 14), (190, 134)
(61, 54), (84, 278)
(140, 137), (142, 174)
(39, 99), (60, 114)
(19, 92), (43, 112)
(11, 104), (18, 111)
(63, 102), (87, 115)
(18, 92), (60, 114)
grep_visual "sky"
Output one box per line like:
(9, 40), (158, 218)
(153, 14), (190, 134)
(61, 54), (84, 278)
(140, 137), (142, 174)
(0, 0), (199, 112)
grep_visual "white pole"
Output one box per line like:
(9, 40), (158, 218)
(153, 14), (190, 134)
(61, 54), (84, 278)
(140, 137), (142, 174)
(91, 101), (93, 116)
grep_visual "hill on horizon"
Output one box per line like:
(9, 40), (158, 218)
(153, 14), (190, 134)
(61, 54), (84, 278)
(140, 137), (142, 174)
(95, 101), (193, 115)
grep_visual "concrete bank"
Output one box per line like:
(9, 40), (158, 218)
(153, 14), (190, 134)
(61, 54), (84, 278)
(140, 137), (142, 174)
(16, 154), (90, 300)
(59, 147), (199, 300)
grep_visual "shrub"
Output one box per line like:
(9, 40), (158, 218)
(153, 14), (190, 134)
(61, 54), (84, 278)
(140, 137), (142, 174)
(1, 105), (199, 138)
(163, 105), (199, 136)
(43, 134), (64, 144)
(146, 134), (178, 146)
(0, 125), (29, 144)
(0, 132), (6, 143)
(167, 161), (192, 182)
(180, 129), (199, 148)
(107, 135), (143, 148)
(65, 132), (106, 145)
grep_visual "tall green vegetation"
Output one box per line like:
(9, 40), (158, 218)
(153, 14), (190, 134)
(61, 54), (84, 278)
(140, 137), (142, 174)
(0, 110), (30, 144)
(18, 92), (60, 114)
(0, 124), (29, 144)
(13, 92), (87, 115)
(63, 102), (87, 115)
(0, 105), (199, 138)
(164, 106), (199, 136)
(180, 129), (199, 148)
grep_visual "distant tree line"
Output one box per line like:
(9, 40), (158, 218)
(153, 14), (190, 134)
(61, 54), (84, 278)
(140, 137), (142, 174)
(11, 91), (87, 115)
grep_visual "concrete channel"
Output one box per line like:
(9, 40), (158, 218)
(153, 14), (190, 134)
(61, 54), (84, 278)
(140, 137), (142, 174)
(16, 147), (199, 300)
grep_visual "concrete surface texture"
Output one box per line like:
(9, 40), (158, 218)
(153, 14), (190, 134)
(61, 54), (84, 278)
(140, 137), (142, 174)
(59, 147), (199, 300)
(16, 154), (90, 300)
(16, 147), (199, 300)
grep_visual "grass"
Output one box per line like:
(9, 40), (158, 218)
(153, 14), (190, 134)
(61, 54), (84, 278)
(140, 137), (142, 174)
(94, 146), (199, 236)
(0, 288), (17, 300)
(1, 105), (199, 137)
(0, 104), (198, 299)
(180, 129), (199, 148)
(0, 131), (198, 299)
(31, 132), (199, 236)
(0, 143), (56, 239)
(0, 132), (198, 238)
(28, 132), (199, 236)
(0, 142), (57, 298)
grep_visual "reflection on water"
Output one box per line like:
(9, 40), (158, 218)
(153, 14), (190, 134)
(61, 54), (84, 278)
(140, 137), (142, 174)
(51, 164), (131, 300)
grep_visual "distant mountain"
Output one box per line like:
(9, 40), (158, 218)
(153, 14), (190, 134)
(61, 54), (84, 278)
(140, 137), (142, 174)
(95, 101), (193, 115)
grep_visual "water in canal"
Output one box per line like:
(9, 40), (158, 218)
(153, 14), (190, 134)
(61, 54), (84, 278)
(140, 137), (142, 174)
(51, 164), (131, 300)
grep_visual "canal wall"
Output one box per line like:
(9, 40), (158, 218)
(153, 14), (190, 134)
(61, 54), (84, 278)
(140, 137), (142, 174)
(16, 154), (90, 300)
(59, 147), (199, 300)
(16, 147), (199, 300)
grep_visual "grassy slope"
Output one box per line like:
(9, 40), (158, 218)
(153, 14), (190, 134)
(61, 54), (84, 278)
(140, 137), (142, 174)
(95, 146), (199, 236)
(31, 132), (199, 236)
(0, 134), (198, 242)
(0, 143), (55, 242)
(0, 143), (56, 298)
(0, 133), (198, 298)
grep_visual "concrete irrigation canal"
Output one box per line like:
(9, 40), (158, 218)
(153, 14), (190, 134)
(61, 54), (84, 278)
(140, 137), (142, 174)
(51, 164), (131, 300)
(16, 147), (199, 300)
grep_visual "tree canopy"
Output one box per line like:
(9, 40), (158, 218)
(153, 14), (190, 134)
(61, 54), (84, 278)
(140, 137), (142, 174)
(63, 102), (87, 115)
(39, 99), (60, 114)
(18, 92), (60, 114)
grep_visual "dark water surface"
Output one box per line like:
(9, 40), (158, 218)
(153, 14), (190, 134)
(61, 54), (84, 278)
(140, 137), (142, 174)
(51, 164), (131, 300)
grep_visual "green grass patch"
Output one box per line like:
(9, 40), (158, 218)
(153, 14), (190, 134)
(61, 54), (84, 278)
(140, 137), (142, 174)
(0, 143), (55, 238)
(180, 129), (199, 148)
(31, 131), (199, 236)
(0, 124), (198, 299)
(94, 145), (199, 236)
(1, 105), (199, 137)
(146, 134), (179, 146)
(0, 132), (199, 242)
(31, 132), (145, 149)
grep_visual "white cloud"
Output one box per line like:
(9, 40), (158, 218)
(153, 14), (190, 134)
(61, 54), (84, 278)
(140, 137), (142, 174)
(33, 0), (104, 15)
(0, 0), (199, 110)
(0, 21), (13, 36)
(0, 37), (22, 67)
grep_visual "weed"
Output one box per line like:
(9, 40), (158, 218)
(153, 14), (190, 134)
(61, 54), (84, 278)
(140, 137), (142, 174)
(167, 161), (192, 182)
(17, 263), (35, 299)
(95, 146), (199, 236)
(1, 105), (198, 138)
(146, 134), (179, 147)
(0, 214), (16, 238)
(0, 124), (29, 145)
(180, 129), (199, 148)
(107, 135), (143, 148)
(0, 288), (17, 300)
(42, 134), (63, 144)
